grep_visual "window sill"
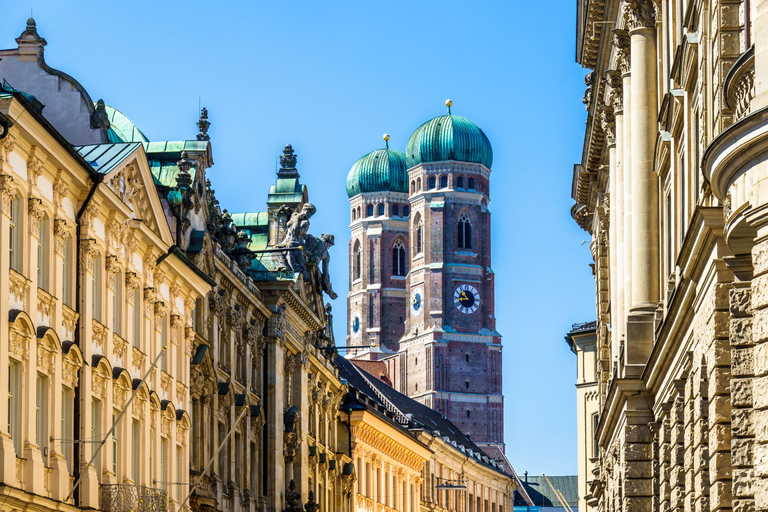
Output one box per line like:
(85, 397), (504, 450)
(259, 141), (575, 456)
(455, 250), (477, 257)
(391, 275), (407, 280)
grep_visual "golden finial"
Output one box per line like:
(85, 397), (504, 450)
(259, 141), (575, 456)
(446, 99), (453, 114)
(383, 133), (390, 149)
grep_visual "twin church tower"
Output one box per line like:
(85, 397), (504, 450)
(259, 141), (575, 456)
(345, 101), (505, 462)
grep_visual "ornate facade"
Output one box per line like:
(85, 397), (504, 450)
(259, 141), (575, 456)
(571, 0), (768, 509)
(0, 17), (349, 512)
(345, 106), (505, 465)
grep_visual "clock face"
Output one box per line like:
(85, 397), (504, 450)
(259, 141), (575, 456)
(351, 313), (361, 337)
(411, 287), (424, 317)
(454, 284), (480, 314)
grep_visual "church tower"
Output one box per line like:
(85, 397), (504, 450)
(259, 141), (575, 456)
(345, 135), (410, 359)
(393, 101), (505, 461)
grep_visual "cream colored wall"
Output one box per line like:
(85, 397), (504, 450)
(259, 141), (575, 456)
(572, 331), (598, 512)
(0, 97), (203, 512)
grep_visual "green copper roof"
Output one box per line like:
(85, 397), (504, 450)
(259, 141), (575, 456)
(406, 114), (493, 169)
(103, 105), (149, 144)
(346, 147), (408, 198)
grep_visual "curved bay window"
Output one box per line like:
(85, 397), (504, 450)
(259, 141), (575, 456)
(458, 213), (472, 249)
(392, 240), (407, 276)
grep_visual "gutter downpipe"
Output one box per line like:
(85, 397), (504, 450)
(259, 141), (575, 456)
(72, 173), (102, 506)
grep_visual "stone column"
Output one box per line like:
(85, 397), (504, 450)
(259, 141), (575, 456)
(617, 30), (634, 351)
(602, 99), (619, 358)
(609, 68), (625, 355)
(625, 1), (659, 377)
(263, 310), (286, 512)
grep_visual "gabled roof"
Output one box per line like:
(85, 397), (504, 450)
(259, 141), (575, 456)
(74, 142), (143, 175)
(513, 476), (578, 508)
(335, 356), (509, 476)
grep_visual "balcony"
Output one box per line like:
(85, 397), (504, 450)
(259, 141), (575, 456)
(725, 46), (755, 122)
(101, 484), (167, 512)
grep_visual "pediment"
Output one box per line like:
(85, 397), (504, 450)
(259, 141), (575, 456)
(103, 147), (173, 246)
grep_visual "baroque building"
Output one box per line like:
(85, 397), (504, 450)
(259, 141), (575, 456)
(345, 104), (506, 465)
(0, 17), (350, 512)
(571, 0), (768, 510)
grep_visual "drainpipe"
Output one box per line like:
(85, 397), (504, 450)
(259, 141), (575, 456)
(72, 174), (102, 506)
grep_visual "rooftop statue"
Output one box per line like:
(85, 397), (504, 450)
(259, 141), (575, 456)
(304, 233), (338, 300)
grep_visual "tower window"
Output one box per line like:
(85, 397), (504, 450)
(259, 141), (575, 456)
(404, 206), (410, 217)
(467, 409), (471, 418)
(465, 380), (470, 389)
(440, 175), (448, 188)
(457, 176), (464, 188)
(366, 204), (374, 217)
(352, 209), (356, 221)
(458, 213), (472, 249)
(465, 352), (470, 363)
(415, 217), (423, 255)
(392, 204), (399, 217)
(428, 177), (436, 189)
(393, 240), (407, 276)
(353, 240), (361, 280)
(468, 178), (475, 190)
(417, 178), (421, 191)
(378, 204), (385, 216)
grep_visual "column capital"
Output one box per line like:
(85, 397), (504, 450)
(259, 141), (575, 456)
(598, 106), (616, 147)
(606, 70), (624, 114)
(612, 30), (631, 75)
(624, 0), (657, 32)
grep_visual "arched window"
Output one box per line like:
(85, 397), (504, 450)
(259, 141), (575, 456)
(392, 240), (407, 277)
(428, 176), (436, 189)
(403, 206), (410, 217)
(92, 254), (102, 322)
(366, 204), (373, 217)
(440, 175), (448, 188)
(132, 286), (141, 348)
(9, 195), (21, 272)
(377, 204), (385, 216)
(414, 216), (423, 255)
(457, 176), (464, 188)
(353, 240), (361, 280)
(63, 237), (74, 307)
(466, 409), (471, 418)
(458, 213), (472, 249)
(465, 352), (470, 363)
(465, 379), (470, 389)
(417, 178), (421, 191)
(357, 206), (361, 218)
(352, 209), (356, 221)
(37, 214), (50, 290)
(468, 177), (475, 190)
(392, 204), (399, 217)
(113, 270), (122, 336)
(410, 180), (415, 194)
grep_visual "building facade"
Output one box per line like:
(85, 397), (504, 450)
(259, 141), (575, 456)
(571, 0), (768, 510)
(565, 323), (597, 512)
(336, 358), (519, 512)
(346, 105), (505, 464)
(0, 17), (350, 512)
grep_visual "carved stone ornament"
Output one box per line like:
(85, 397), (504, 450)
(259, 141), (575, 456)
(613, 31), (631, 74)
(53, 177), (68, 206)
(62, 306), (79, 334)
(0, 135), (16, 162)
(624, 0), (656, 31)
(105, 255), (120, 288)
(27, 157), (43, 185)
(599, 107), (616, 147)
(80, 239), (99, 272)
(54, 218), (71, 254)
(0, 174), (16, 214)
(125, 272), (142, 291)
(106, 217), (127, 247)
(272, 303), (287, 338)
(28, 197), (45, 234)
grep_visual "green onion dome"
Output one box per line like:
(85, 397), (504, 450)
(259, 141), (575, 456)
(406, 101), (493, 169)
(346, 138), (408, 198)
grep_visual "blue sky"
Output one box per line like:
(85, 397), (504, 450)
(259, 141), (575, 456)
(1, 1), (595, 475)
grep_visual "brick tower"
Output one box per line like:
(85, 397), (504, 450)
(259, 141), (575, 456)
(392, 101), (505, 461)
(346, 135), (410, 359)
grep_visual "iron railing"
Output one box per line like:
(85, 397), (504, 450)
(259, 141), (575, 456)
(101, 484), (167, 512)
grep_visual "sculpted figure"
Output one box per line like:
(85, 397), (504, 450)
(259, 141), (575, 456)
(276, 203), (316, 273)
(303, 233), (338, 299)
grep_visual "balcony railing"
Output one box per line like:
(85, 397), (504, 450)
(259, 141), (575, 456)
(101, 484), (167, 512)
